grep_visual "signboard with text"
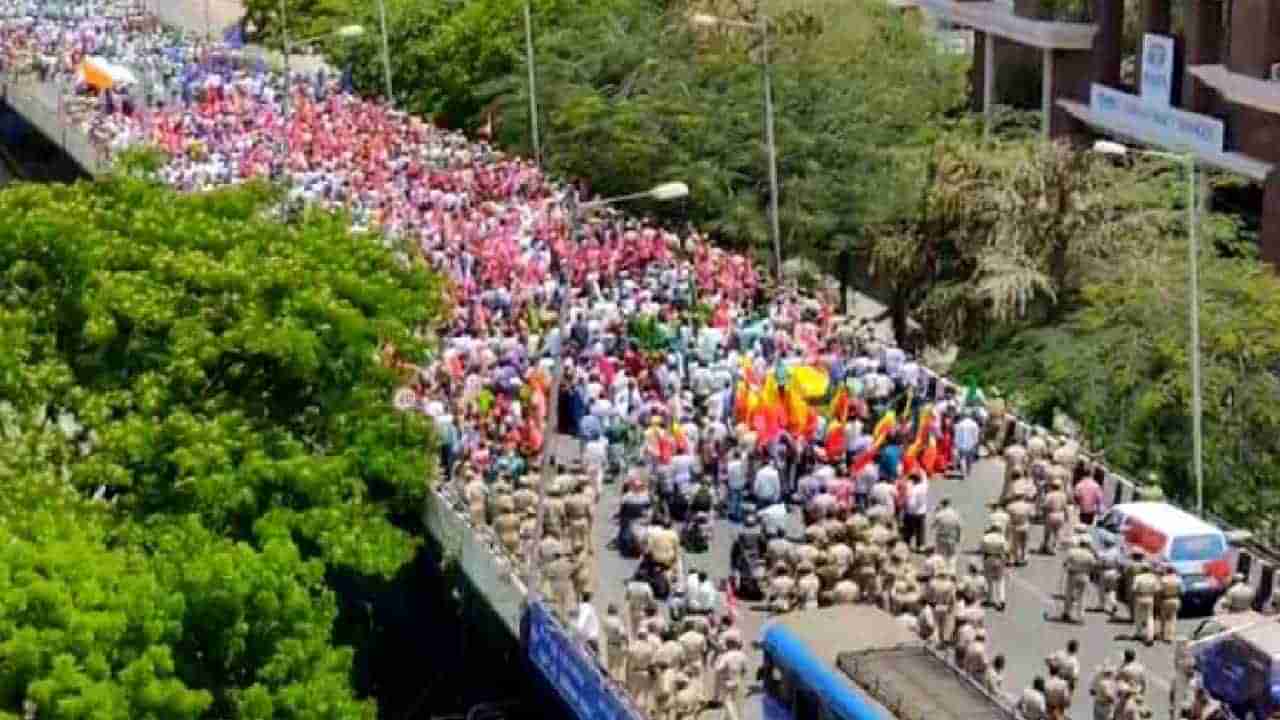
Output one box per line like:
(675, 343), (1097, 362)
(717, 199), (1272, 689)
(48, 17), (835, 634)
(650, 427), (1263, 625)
(1090, 84), (1225, 156)
(1140, 33), (1176, 107)
(523, 601), (643, 720)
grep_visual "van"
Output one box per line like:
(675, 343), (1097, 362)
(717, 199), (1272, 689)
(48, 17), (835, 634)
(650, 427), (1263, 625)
(1090, 502), (1232, 611)
(1191, 612), (1280, 720)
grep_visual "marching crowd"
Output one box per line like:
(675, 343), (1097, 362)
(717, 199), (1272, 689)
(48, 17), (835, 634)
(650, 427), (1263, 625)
(0, 5), (1268, 720)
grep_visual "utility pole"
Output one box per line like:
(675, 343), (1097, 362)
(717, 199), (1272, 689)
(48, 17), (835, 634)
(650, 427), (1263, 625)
(761, 2), (782, 280)
(376, 0), (394, 105)
(523, 0), (542, 163)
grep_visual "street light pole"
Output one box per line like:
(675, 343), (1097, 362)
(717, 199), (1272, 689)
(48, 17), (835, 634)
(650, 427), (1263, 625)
(279, 0), (291, 124)
(376, 0), (394, 106)
(1187, 156), (1203, 517)
(1093, 141), (1203, 517)
(522, 0), (542, 163)
(761, 8), (782, 280)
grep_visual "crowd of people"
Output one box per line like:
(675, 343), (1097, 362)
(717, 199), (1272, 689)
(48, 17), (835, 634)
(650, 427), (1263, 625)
(0, 5), (1263, 720)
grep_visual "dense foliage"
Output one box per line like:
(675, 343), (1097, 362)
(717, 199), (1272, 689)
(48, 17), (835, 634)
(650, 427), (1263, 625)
(0, 177), (445, 718)
(953, 168), (1280, 538)
(487, 0), (966, 276)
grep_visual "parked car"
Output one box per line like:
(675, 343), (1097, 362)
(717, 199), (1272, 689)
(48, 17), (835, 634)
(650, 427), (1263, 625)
(1090, 502), (1232, 612)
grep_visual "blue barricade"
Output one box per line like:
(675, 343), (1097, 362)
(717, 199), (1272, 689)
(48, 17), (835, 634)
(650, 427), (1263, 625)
(522, 601), (643, 720)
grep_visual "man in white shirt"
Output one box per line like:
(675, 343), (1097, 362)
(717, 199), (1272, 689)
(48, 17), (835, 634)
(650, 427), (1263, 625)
(904, 473), (930, 551)
(753, 463), (781, 506)
(954, 413), (981, 478)
(574, 591), (601, 655)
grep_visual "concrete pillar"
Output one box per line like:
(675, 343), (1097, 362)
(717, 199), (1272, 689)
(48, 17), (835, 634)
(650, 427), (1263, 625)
(1042, 49), (1054, 139)
(970, 31), (991, 114)
(984, 33), (996, 138)
(1182, 0), (1223, 113)
(1228, 0), (1280, 79)
(1264, 171), (1280, 270)
(1091, 0), (1124, 87)
(1050, 49), (1093, 137)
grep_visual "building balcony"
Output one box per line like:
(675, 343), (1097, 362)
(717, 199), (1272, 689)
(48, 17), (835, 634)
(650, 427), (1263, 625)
(914, 0), (1097, 50)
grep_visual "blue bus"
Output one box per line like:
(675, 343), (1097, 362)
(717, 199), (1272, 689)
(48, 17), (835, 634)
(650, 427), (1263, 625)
(758, 605), (1015, 720)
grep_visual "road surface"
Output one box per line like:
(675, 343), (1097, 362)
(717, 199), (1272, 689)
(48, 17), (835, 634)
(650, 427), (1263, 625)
(587, 454), (1195, 720)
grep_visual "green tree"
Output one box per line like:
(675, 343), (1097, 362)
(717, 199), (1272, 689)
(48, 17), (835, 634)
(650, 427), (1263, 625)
(0, 176), (445, 718)
(953, 197), (1280, 538)
(487, 0), (965, 278)
(864, 138), (1175, 348)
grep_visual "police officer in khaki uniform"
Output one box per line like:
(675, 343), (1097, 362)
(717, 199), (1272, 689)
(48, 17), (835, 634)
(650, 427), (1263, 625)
(981, 524), (1009, 611)
(626, 630), (656, 713)
(565, 487), (592, 556)
(1132, 563), (1161, 646)
(1062, 536), (1096, 624)
(1007, 492), (1034, 567)
(604, 604), (628, 681)
(1158, 564), (1182, 643)
(933, 499), (963, 572)
(767, 563), (795, 614)
(796, 561), (821, 611)
(713, 633), (748, 720)
(1090, 663), (1117, 720)
(930, 570), (959, 646)
(1045, 663), (1071, 720)
(626, 578), (656, 639)
(1215, 573), (1255, 615)
(1119, 648), (1147, 698)
(672, 672), (701, 720)
(832, 577), (860, 605)
(964, 628), (988, 679)
(1040, 479), (1069, 555)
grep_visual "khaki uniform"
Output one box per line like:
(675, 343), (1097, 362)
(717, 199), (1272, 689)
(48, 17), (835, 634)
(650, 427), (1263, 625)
(1215, 579), (1255, 615)
(713, 649), (748, 720)
(797, 572), (821, 611)
(1018, 687), (1047, 720)
(464, 478), (488, 527)
(625, 581), (656, 637)
(1132, 570), (1160, 645)
(604, 614), (628, 681)
(1046, 675), (1071, 720)
(1119, 660), (1147, 697)
(1007, 498), (1033, 566)
(495, 511), (521, 555)
(981, 530), (1009, 609)
(626, 636), (656, 712)
(769, 574), (796, 613)
(673, 679), (702, 720)
(933, 575), (959, 645)
(963, 639), (987, 677)
(1063, 545), (1096, 623)
(565, 493), (592, 556)
(1041, 489), (1069, 555)
(1090, 673), (1117, 720)
(933, 507), (963, 570)
(1158, 571), (1182, 643)
(832, 578), (860, 605)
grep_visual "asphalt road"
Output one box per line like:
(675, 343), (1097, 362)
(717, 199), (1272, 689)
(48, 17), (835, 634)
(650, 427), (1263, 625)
(587, 454), (1197, 720)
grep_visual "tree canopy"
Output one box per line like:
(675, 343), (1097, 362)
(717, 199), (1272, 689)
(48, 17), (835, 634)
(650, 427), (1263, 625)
(0, 176), (445, 718)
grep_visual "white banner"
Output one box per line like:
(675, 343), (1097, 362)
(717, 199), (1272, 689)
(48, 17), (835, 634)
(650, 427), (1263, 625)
(1140, 33), (1176, 107)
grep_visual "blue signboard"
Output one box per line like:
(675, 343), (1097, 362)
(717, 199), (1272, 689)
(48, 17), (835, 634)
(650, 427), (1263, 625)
(522, 601), (644, 720)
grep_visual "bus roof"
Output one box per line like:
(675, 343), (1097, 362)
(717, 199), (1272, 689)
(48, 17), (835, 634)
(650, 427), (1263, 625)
(763, 606), (1016, 720)
(769, 605), (922, 665)
(1112, 502), (1224, 536)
